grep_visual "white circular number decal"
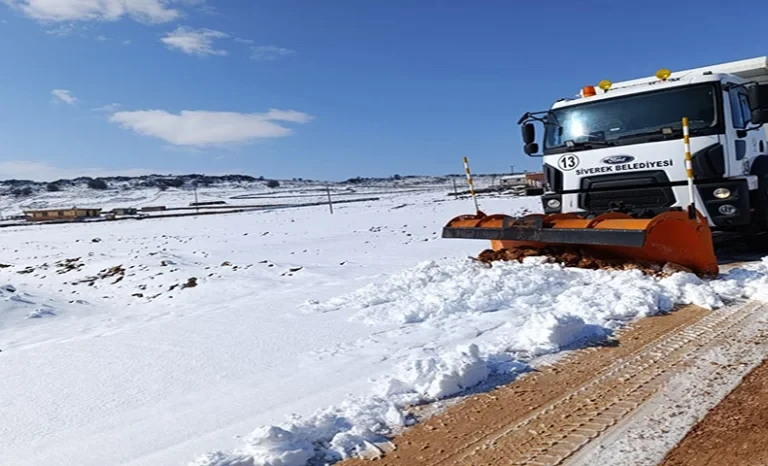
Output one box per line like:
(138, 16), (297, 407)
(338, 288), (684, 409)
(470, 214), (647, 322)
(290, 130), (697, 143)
(558, 154), (579, 171)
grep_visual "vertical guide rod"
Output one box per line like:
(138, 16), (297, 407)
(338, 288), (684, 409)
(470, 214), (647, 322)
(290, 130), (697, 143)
(463, 156), (480, 214)
(194, 182), (199, 214)
(682, 117), (696, 220)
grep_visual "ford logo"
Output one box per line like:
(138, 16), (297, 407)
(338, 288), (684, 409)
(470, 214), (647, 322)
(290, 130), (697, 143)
(602, 155), (635, 165)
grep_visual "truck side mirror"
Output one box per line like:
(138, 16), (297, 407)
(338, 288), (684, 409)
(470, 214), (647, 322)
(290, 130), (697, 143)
(524, 143), (539, 155)
(748, 84), (761, 112)
(522, 123), (536, 144)
(751, 109), (768, 126)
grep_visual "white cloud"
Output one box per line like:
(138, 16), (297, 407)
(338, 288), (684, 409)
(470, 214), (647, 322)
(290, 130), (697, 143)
(44, 22), (82, 36)
(251, 45), (294, 61)
(109, 108), (314, 146)
(234, 37), (254, 44)
(2, 0), (187, 24)
(121, 39), (131, 45)
(0, 160), (157, 181)
(262, 109), (313, 124)
(161, 25), (228, 56)
(194, 2), (216, 16)
(92, 103), (121, 112)
(95, 34), (108, 41)
(51, 89), (78, 105)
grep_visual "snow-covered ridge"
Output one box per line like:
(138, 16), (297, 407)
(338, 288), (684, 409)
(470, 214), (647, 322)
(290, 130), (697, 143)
(191, 257), (768, 466)
(0, 173), (504, 217)
(0, 173), (496, 200)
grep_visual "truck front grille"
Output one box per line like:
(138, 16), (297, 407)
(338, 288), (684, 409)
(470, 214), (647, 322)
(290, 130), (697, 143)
(578, 171), (675, 214)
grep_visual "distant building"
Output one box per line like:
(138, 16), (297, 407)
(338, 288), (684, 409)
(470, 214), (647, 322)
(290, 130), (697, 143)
(500, 174), (528, 188)
(500, 172), (545, 189)
(524, 172), (545, 188)
(110, 208), (138, 216)
(24, 208), (102, 222)
(189, 201), (226, 207)
(140, 206), (167, 212)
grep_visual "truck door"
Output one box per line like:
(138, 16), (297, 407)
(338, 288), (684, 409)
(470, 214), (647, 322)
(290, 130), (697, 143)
(726, 85), (762, 176)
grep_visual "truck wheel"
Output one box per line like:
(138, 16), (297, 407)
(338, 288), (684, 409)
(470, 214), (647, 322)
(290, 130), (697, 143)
(750, 155), (768, 230)
(744, 232), (768, 254)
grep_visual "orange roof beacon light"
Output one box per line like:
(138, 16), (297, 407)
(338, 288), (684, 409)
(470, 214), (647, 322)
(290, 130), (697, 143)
(582, 85), (597, 97)
(655, 68), (672, 81)
(598, 79), (612, 91)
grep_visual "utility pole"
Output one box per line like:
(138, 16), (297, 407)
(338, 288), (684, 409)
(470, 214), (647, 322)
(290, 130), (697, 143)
(510, 164), (515, 174)
(326, 186), (334, 214)
(193, 182), (199, 214)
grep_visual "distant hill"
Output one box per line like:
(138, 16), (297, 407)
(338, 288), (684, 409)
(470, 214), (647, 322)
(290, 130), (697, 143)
(0, 173), (505, 198)
(1, 174), (264, 197)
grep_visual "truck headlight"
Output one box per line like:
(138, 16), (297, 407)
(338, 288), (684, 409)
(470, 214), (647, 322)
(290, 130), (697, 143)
(718, 204), (737, 216)
(713, 188), (731, 199)
(547, 199), (561, 209)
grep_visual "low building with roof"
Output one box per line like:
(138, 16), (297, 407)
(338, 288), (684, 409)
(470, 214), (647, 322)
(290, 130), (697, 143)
(23, 207), (102, 222)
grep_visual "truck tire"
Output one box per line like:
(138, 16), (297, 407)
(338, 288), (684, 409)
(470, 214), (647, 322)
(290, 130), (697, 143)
(750, 155), (768, 230)
(743, 232), (768, 254)
(525, 187), (544, 196)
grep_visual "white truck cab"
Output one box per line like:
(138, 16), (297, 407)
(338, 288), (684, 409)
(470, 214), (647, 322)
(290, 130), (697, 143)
(519, 57), (768, 232)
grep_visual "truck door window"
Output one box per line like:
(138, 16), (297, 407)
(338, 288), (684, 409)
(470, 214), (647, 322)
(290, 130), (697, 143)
(729, 89), (744, 129)
(738, 92), (751, 127)
(729, 88), (749, 129)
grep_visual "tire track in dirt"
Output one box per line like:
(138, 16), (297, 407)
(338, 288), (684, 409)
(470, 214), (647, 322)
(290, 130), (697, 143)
(658, 357), (768, 466)
(569, 303), (768, 465)
(341, 301), (766, 466)
(494, 300), (762, 466)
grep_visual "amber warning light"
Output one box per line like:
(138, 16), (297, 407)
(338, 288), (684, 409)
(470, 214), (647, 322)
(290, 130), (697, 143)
(582, 85), (596, 97)
(656, 68), (672, 80)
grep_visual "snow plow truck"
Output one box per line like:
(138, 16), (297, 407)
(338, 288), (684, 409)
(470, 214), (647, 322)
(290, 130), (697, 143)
(444, 57), (768, 275)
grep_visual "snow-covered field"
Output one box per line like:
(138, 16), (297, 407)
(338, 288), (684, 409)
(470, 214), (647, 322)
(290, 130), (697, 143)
(2, 188), (768, 466)
(0, 183), (378, 217)
(0, 175), (489, 218)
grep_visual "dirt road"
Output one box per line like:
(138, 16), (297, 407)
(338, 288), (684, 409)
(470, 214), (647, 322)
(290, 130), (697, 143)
(659, 358), (768, 466)
(341, 300), (768, 466)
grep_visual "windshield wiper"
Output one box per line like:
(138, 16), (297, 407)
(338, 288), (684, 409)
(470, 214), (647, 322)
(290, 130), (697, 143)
(613, 130), (674, 142)
(614, 126), (708, 142)
(564, 140), (615, 150)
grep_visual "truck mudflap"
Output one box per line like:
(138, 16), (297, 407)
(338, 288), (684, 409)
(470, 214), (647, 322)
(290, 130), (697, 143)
(443, 211), (718, 275)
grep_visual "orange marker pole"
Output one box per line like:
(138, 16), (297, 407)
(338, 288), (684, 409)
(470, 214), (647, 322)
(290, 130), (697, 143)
(463, 156), (480, 214)
(682, 117), (696, 220)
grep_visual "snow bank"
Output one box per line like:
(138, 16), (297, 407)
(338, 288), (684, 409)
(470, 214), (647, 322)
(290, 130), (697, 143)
(0, 284), (56, 321)
(192, 257), (768, 466)
(711, 258), (768, 300)
(377, 343), (489, 400)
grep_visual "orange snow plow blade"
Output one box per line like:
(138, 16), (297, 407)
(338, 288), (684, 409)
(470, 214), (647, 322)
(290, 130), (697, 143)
(443, 211), (718, 275)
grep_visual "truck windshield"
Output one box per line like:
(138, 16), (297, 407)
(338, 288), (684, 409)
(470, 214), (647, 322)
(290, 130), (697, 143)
(543, 83), (720, 154)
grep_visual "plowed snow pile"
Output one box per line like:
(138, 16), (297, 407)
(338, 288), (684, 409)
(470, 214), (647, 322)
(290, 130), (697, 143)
(478, 246), (700, 276)
(194, 256), (768, 466)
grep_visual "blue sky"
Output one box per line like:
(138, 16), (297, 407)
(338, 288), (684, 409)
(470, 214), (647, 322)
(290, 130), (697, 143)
(1, 1), (767, 181)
